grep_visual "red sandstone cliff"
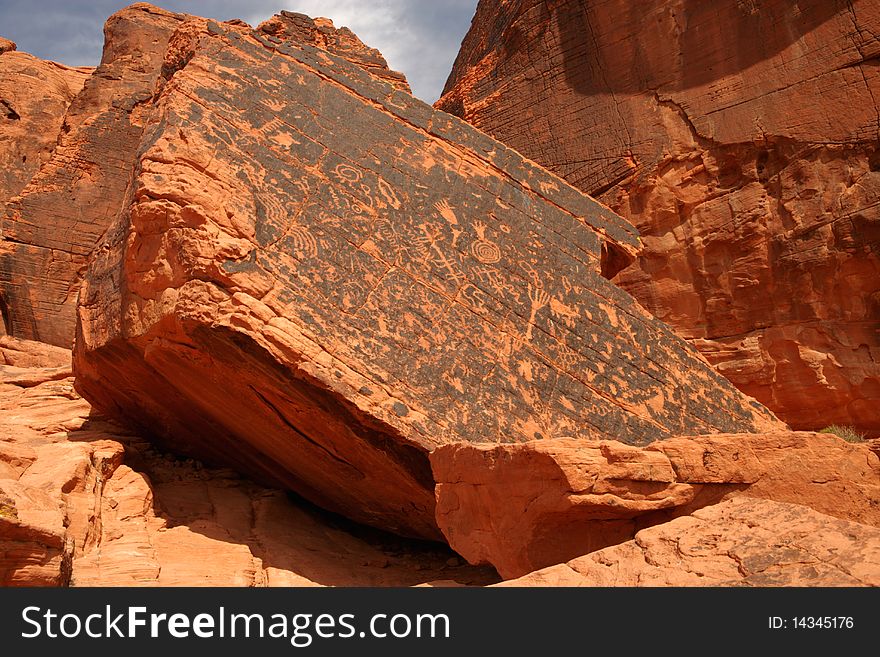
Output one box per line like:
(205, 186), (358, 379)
(438, 0), (880, 435)
(1, 3), (878, 588)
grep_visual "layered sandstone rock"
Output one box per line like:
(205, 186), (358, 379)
(497, 497), (880, 586)
(432, 432), (880, 577)
(0, 338), (498, 587)
(0, 41), (91, 341)
(438, 0), (880, 434)
(0, 43), (90, 209)
(0, 5), (187, 347)
(257, 11), (410, 93)
(73, 15), (783, 540)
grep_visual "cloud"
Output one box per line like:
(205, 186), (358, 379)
(282, 0), (476, 101)
(0, 0), (476, 102)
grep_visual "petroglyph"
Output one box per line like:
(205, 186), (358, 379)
(470, 220), (502, 264)
(74, 17), (783, 540)
(525, 284), (551, 342)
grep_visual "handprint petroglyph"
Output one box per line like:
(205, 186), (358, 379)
(525, 283), (550, 341)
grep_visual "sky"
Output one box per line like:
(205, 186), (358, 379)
(0, 0), (478, 102)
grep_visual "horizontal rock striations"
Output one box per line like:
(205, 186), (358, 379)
(438, 0), (880, 434)
(1, 5), (187, 348)
(0, 45), (90, 209)
(71, 13), (781, 539)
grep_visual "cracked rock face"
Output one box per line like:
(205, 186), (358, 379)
(0, 44), (91, 237)
(0, 47), (92, 216)
(71, 11), (781, 540)
(431, 433), (880, 578)
(0, 5), (413, 349)
(1, 5), (186, 348)
(437, 0), (880, 435)
(496, 497), (880, 586)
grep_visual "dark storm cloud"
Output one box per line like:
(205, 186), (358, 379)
(0, 0), (477, 101)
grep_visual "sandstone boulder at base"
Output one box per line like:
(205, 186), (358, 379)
(0, 341), (499, 587)
(73, 14), (782, 540)
(437, 0), (880, 435)
(496, 497), (880, 586)
(431, 432), (880, 578)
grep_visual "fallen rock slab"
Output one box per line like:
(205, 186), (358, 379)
(73, 13), (782, 539)
(431, 432), (880, 577)
(438, 0), (880, 435)
(496, 497), (880, 586)
(0, 345), (499, 587)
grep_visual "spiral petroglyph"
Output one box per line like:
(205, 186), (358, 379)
(287, 224), (319, 259)
(333, 162), (362, 184)
(471, 220), (501, 264)
(471, 239), (501, 264)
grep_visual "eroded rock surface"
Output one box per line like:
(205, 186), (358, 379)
(432, 432), (880, 577)
(0, 45), (90, 209)
(257, 11), (411, 93)
(438, 0), (880, 434)
(73, 14), (782, 541)
(497, 497), (880, 586)
(0, 338), (498, 587)
(1, 4), (186, 347)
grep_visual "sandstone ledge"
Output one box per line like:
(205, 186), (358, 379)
(432, 432), (880, 578)
(496, 497), (880, 586)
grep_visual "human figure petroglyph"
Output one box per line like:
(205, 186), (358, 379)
(474, 265), (520, 301)
(415, 221), (465, 283)
(434, 199), (463, 248)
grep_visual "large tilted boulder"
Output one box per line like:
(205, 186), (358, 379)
(437, 0), (880, 435)
(497, 497), (880, 586)
(72, 13), (782, 539)
(0, 4), (415, 349)
(431, 432), (880, 577)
